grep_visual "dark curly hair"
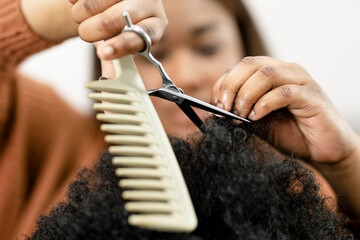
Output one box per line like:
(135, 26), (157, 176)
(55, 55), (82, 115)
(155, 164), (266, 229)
(28, 116), (354, 240)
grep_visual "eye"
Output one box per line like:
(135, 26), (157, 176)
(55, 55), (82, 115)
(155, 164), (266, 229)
(195, 44), (221, 57)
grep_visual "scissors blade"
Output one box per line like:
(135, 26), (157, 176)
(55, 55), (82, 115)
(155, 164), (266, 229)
(176, 103), (205, 132)
(148, 88), (251, 123)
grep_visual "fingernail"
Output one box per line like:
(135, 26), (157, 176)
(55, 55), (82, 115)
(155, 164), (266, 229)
(233, 110), (239, 115)
(101, 45), (115, 58)
(249, 110), (255, 120)
(217, 103), (224, 109)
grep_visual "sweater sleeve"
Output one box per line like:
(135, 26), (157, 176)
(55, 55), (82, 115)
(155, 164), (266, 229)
(0, 0), (58, 75)
(0, 0), (59, 139)
(0, 1), (106, 239)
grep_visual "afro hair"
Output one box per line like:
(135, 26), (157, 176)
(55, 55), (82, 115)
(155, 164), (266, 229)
(28, 116), (354, 240)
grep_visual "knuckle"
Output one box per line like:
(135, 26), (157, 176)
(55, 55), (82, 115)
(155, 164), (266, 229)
(99, 14), (111, 31)
(279, 86), (293, 98)
(218, 83), (230, 93)
(309, 84), (325, 98)
(259, 65), (277, 79)
(218, 75), (234, 92)
(235, 93), (251, 111)
(257, 101), (269, 111)
(289, 62), (304, 71)
(71, 8), (81, 23)
(141, 24), (158, 43)
(257, 102), (271, 115)
(224, 67), (234, 75)
(236, 92), (248, 103)
(153, 1), (168, 25)
(99, 13), (118, 32)
(240, 56), (258, 65)
(218, 73), (231, 87)
(242, 103), (253, 113)
(83, 0), (101, 15)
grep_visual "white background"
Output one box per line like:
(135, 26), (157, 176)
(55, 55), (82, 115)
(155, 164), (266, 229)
(19, 0), (360, 132)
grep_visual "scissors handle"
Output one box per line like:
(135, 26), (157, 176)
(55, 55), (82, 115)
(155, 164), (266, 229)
(121, 12), (182, 93)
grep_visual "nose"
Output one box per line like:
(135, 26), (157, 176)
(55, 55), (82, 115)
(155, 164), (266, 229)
(164, 49), (207, 93)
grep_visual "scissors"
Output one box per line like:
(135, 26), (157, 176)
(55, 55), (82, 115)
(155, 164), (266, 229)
(121, 12), (250, 132)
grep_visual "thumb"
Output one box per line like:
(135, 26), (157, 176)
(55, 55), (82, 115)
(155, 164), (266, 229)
(94, 41), (116, 79)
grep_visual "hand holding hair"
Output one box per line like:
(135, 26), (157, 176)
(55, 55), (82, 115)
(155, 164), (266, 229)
(212, 56), (359, 164)
(211, 55), (360, 219)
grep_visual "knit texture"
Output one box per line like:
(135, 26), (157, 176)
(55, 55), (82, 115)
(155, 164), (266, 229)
(0, 1), (106, 239)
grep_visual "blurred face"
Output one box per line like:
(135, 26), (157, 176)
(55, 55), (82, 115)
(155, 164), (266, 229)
(135, 0), (245, 137)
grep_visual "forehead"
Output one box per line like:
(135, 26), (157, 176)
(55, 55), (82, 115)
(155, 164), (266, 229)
(162, 0), (237, 36)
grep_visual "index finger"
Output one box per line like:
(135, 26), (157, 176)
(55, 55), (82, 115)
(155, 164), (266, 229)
(78, 0), (165, 42)
(71, 0), (121, 23)
(216, 56), (265, 111)
(96, 16), (166, 60)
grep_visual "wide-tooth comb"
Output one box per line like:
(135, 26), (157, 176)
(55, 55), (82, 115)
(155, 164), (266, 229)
(86, 55), (198, 232)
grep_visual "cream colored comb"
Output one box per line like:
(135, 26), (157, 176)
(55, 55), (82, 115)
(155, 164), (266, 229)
(86, 55), (197, 232)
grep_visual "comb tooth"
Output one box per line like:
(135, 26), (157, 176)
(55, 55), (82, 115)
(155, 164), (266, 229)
(85, 80), (132, 94)
(101, 125), (152, 135)
(93, 103), (143, 114)
(97, 114), (148, 124)
(109, 146), (160, 156)
(86, 85), (128, 94)
(89, 92), (139, 103)
(115, 168), (169, 178)
(105, 135), (155, 145)
(128, 215), (197, 232)
(122, 190), (175, 201)
(119, 179), (173, 190)
(112, 157), (164, 167)
(125, 202), (179, 213)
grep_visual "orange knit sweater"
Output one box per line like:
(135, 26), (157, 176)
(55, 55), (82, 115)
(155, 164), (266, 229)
(0, 0), (106, 239)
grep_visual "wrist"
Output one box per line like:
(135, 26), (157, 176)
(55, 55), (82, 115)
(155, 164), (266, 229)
(312, 134), (360, 219)
(314, 133), (360, 174)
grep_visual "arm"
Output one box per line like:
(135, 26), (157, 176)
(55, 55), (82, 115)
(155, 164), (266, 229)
(20, 0), (78, 41)
(211, 56), (360, 219)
